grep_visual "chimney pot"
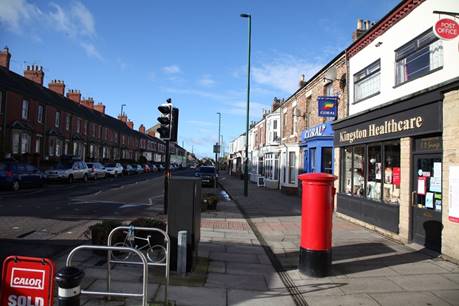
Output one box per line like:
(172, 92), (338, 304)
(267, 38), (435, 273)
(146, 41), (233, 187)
(67, 89), (81, 103)
(0, 47), (11, 70)
(48, 79), (66, 95)
(24, 64), (44, 85)
(94, 102), (106, 114)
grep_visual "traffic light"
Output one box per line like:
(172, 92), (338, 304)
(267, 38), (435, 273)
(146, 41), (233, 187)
(157, 99), (179, 141)
(157, 100), (173, 140)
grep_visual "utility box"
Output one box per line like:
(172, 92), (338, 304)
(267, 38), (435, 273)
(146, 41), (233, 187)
(167, 176), (201, 272)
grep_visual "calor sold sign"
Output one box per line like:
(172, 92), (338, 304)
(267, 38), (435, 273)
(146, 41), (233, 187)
(1, 256), (54, 306)
(433, 18), (458, 40)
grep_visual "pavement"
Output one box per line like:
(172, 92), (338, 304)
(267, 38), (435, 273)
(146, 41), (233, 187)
(45, 172), (459, 305)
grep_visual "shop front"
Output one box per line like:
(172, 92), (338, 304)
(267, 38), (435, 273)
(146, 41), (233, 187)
(300, 122), (334, 174)
(333, 90), (444, 251)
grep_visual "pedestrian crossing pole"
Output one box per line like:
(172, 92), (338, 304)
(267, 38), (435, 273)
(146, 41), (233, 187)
(164, 139), (170, 214)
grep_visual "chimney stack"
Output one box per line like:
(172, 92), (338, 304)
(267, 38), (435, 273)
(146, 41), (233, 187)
(299, 74), (306, 88)
(352, 18), (369, 42)
(0, 47), (11, 70)
(24, 65), (44, 86)
(127, 120), (134, 129)
(139, 124), (146, 134)
(48, 80), (65, 95)
(94, 103), (106, 114)
(118, 113), (128, 123)
(81, 97), (94, 109)
(272, 97), (281, 112)
(67, 89), (81, 103)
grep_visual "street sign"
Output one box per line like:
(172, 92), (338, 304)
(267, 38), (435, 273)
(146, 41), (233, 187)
(318, 96), (338, 118)
(213, 144), (221, 154)
(1, 256), (55, 306)
(433, 18), (458, 40)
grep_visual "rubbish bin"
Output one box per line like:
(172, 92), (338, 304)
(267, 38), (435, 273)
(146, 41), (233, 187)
(298, 173), (336, 277)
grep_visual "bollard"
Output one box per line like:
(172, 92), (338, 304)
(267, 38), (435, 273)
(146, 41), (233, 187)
(177, 230), (187, 274)
(55, 266), (85, 306)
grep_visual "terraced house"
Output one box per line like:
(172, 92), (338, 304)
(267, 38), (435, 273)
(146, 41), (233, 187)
(0, 48), (166, 168)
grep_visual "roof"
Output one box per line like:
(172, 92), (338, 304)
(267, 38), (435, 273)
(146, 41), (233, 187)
(0, 66), (162, 144)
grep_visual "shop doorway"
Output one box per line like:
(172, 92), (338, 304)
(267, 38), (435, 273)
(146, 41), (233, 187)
(411, 153), (442, 252)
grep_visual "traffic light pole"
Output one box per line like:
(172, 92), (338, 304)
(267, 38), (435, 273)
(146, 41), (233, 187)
(164, 140), (171, 214)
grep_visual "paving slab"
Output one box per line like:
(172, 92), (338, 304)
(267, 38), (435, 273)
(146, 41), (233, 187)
(155, 285), (226, 306)
(228, 289), (295, 306)
(226, 262), (275, 276)
(433, 289), (459, 306)
(208, 261), (226, 273)
(388, 260), (450, 275)
(304, 294), (379, 306)
(388, 274), (459, 291)
(209, 251), (260, 264)
(370, 291), (451, 306)
(206, 272), (268, 291)
(339, 277), (403, 294)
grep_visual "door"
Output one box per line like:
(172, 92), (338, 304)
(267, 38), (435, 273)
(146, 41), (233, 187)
(411, 154), (442, 252)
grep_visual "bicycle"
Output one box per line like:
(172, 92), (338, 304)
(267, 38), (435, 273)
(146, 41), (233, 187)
(111, 226), (166, 263)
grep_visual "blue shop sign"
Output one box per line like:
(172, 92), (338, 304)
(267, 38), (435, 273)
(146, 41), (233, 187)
(318, 96), (338, 118)
(301, 122), (334, 143)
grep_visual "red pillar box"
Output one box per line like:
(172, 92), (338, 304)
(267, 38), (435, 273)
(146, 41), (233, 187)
(298, 173), (336, 277)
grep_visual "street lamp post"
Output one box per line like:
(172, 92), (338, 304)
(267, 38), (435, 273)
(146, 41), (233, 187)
(216, 112), (221, 172)
(240, 13), (251, 197)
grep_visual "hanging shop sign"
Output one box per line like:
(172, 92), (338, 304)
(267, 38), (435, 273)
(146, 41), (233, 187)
(433, 18), (458, 40)
(318, 96), (338, 118)
(334, 102), (441, 146)
(301, 122), (333, 143)
(1, 256), (55, 306)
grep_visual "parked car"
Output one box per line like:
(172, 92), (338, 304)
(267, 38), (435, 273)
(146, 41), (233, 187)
(86, 162), (106, 180)
(45, 160), (89, 183)
(122, 164), (136, 176)
(142, 164), (151, 173)
(148, 163), (158, 172)
(132, 164), (144, 174)
(0, 160), (46, 191)
(104, 163), (123, 177)
(195, 166), (218, 187)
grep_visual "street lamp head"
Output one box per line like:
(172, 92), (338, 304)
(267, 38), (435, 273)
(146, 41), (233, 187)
(240, 13), (251, 18)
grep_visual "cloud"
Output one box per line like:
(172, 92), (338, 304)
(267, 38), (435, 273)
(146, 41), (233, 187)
(252, 54), (324, 93)
(198, 74), (215, 86)
(162, 65), (181, 74)
(48, 1), (95, 38)
(0, 0), (42, 33)
(81, 42), (103, 61)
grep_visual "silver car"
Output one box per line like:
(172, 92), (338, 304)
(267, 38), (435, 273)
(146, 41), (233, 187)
(45, 160), (89, 184)
(104, 163), (124, 177)
(87, 162), (106, 180)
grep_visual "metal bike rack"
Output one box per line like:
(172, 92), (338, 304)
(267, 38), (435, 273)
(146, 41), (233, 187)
(66, 245), (149, 306)
(108, 226), (170, 305)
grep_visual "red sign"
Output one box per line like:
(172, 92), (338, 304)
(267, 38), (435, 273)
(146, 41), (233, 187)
(1, 256), (54, 306)
(392, 167), (400, 186)
(434, 18), (458, 40)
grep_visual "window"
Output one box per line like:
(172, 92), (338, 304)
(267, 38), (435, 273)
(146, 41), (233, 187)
(354, 60), (380, 102)
(76, 118), (81, 133)
(12, 131), (31, 154)
(64, 141), (69, 155)
(292, 109), (297, 135)
(35, 136), (41, 153)
(66, 114), (71, 131)
(22, 100), (29, 120)
(56, 139), (63, 157)
(321, 147), (333, 174)
(288, 152), (296, 184)
(83, 120), (87, 135)
(341, 141), (400, 204)
(55, 112), (60, 128)
(395, 29), (443, 85)
(309, 148), (317, 172)
(37, 105), (44, 123)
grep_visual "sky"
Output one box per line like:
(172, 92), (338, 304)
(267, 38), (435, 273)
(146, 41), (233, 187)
(0, 0), (400, 158)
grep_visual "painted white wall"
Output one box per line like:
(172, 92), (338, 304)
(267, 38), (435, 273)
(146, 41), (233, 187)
(265, 109), (281, 145)
(349, 0), (459, 116)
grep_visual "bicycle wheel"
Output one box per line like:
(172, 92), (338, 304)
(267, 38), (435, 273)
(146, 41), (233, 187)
(111, 242), (132, 261)
(146, 244), (166, 263)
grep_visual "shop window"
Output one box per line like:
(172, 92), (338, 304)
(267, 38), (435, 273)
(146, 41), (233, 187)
(342, 147), (353, 194)
(321, 147), (333, 174)
(22, 100), (29, 120)
(309, 148), (317, 172)
(37, 105), (44, 124)
(352, 146), (365, 197)
(367, 145), (382, 201)
(354, 60), (380, 103)
(383, 142), (401, 204)
(288, 152), (296, 184)
(395, 29), (443, 85)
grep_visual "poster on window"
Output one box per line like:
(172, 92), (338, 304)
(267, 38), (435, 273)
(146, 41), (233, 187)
(425, 192), (434, 209)
(375, 163), (382, 180)
(392, 167), (400, 186)
(449, 166), (459, 223)
(417, 177), (427, 195)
